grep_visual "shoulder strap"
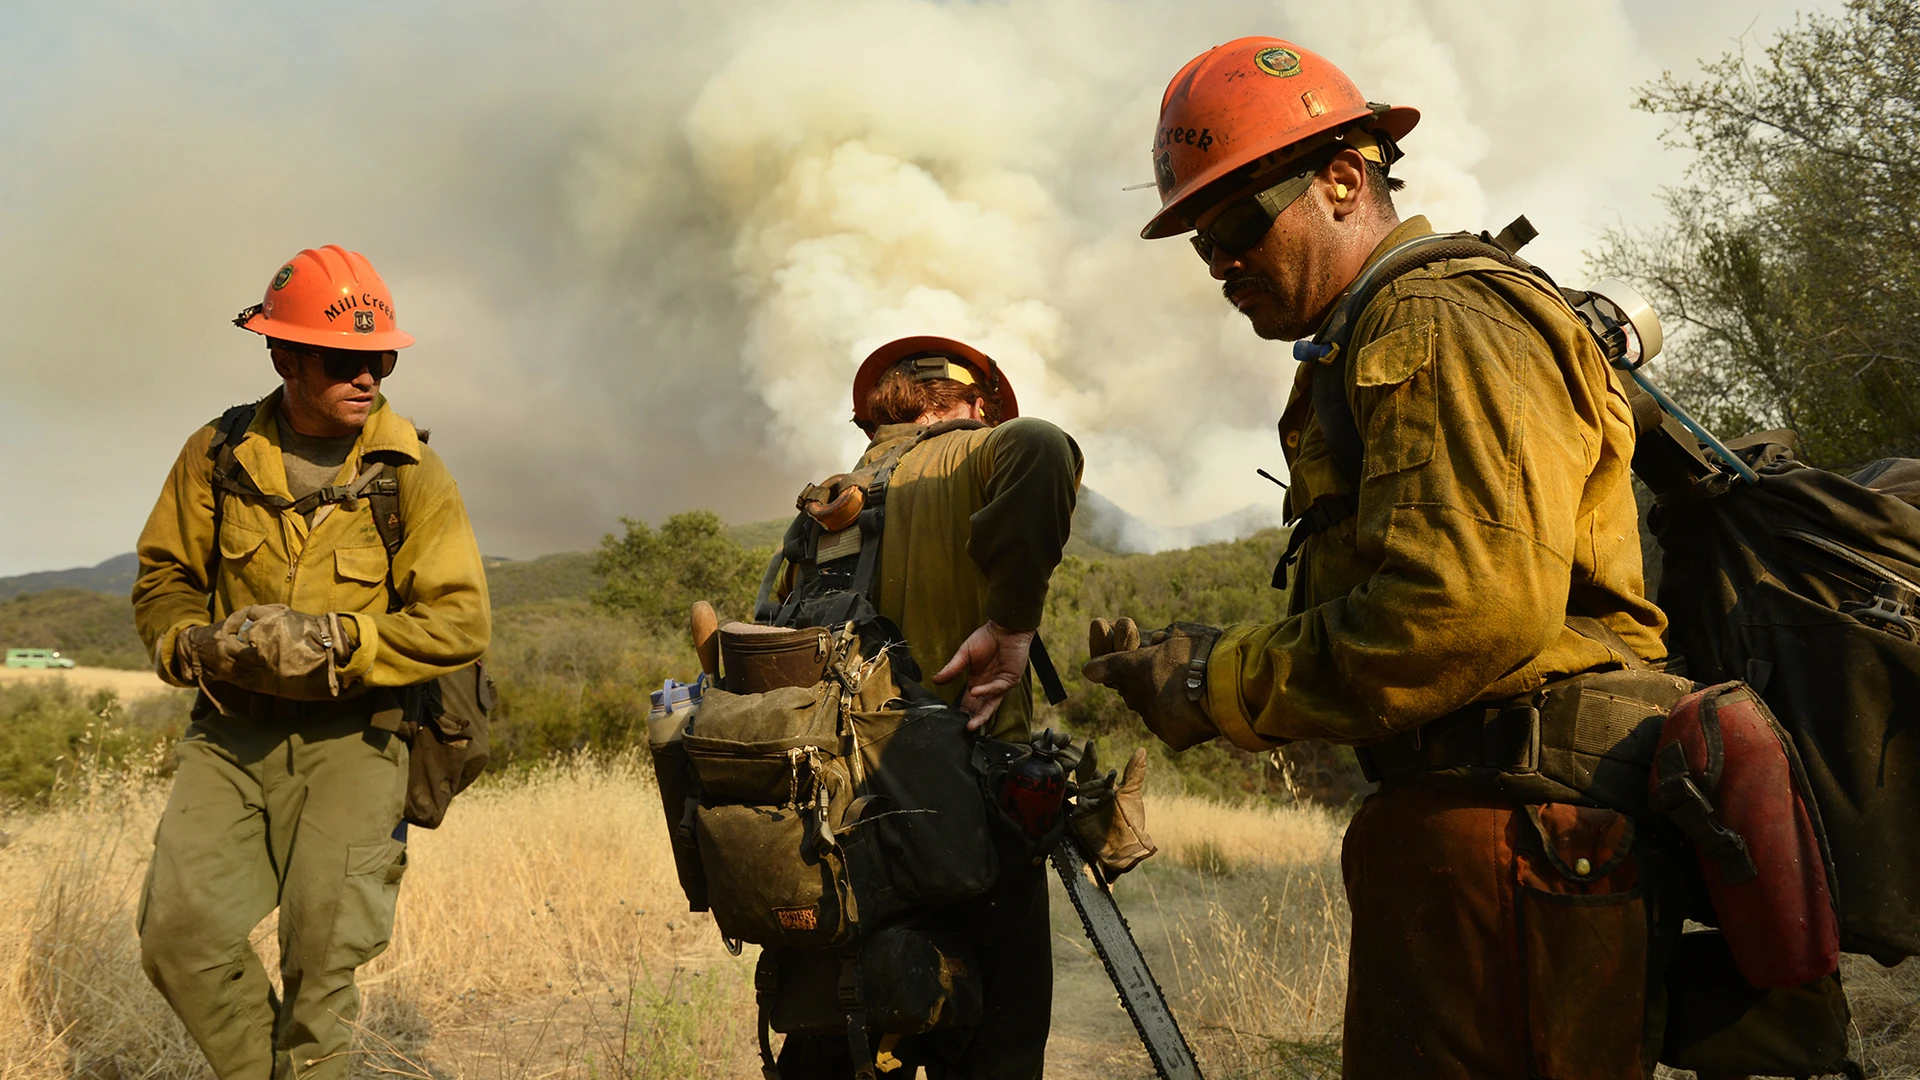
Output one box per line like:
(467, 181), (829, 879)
(204, 402), (259, 590)
(365, 464), (406, 614)
(203, 399), (411, 614)
(1272, 224), (1545, 591)
(758, 422), (987, 624)
(846, 423), (955, 600)
(1028, 634), (1068, 706)
(1299, 227), (1545, 485)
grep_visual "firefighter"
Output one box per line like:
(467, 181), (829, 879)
(132, 245), (490, 1080)
(774, 335), (1084, 1078)
(1084, 39), (1672, 1078)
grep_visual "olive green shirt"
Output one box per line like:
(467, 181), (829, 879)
(863, 417), (1084, 741)
(133, 388), (491, 696)
(1205, 217), (1668, 750)
(274, 412), (358, 523)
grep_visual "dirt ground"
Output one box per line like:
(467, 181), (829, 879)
(0, 664), (168, 699)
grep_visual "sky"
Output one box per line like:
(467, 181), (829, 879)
(0, 0), (1841, 576)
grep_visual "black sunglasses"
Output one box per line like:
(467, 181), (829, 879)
(276, 341), (398, 381)
(1187, 140), (1359, 263)
(1189, 167), (1323, 264)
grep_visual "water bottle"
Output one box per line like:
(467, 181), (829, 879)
(647, 674), (706, 747)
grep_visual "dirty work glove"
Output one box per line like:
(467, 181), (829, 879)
(172, 622), (229, 684)
(1070, 742), (1157, 878)
(198, 604), (350, 701)
(1082, 619), (1222, 751)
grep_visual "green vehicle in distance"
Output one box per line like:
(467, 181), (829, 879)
(5, 648), (76, 669)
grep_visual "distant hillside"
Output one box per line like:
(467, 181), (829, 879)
(484, 552), (601, 608)
(1, 489), (1261, 618)
(728, 519), (790, 551)
(0, 553), (138, 602)
(0, 588), (148, 670)
(1074, 489), (1286, 555)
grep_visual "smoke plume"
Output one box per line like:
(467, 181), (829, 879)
(0, 0), (1821, 573)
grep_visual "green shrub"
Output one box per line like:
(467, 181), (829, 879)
(592, 511), (771, 631)
(0, 682), (189, 805)
(485, 600), (700, 770)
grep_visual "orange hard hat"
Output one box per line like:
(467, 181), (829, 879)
(234, 245), (415, 350)
(1141, 37), (1420, 239)
(851, 335), (1019, 431)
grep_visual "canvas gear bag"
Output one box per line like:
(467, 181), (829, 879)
(656, 420), (1069, 1080)
(205, 401), (492, 829)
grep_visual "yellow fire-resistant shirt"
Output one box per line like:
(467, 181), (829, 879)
(132, 388), (491, 697)
(1205, 217), (1667, 750)
(860, 418), (1084, 742)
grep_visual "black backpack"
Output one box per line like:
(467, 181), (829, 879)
(204, 401), (492, 829)
(1637, 427), (1920, 964)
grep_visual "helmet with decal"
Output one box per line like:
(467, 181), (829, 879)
(1141, 37), (1419, 240)
(233, 245), (414, 351)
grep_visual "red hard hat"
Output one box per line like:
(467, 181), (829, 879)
(851, 336), (1020, 430)
(235, 245), (415, 350)
(1142, 37), (1420, 239)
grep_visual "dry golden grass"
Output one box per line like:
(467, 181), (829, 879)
(1, 754), (759, 1080)
(1133, 795), (1349, 1079)
(0, 667), (169, 701)
(5, 757), (1911, 1080)
(0, 757), (1350, 1080)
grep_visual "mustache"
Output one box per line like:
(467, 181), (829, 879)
(1222, 271), (1278, 301)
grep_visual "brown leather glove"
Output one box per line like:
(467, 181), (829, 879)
(188, 605), (349, 700)
(1082, 618), (1221, 750)
(1070, 743), (1157, 878)
(173, 622), (225, 683)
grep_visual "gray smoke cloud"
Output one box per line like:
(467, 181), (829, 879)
(0, 0), (1829, 574)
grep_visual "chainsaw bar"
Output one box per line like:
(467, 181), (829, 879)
(1050, 835), (1204, 1080)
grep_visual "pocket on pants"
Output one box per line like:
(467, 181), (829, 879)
(329, 839), (407, 972)
(1519, 803), (1648, 1080)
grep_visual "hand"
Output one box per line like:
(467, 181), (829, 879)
(173, 622), (223, 683)
(933, 621), (1035, 731)
(1069, 742), (1157, 877)
(180, 612), (257, 685)
(1082, 618), (1222, 750)
(198, 604), (348, 701)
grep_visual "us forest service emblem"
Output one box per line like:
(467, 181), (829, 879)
(354, 310), (376, 334)
(1256, 47), (1303, 77)
(272, 265), (294, 290)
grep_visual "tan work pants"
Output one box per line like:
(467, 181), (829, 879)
(1341, 784), (1652, 1080)
(138, 711), (409, 1080)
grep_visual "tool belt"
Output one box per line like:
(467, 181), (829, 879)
(1356, 667), (1695, 813)
(192, 681), (408, 729)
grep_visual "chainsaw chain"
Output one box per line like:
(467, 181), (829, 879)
(1049, 838), (1204, 1080)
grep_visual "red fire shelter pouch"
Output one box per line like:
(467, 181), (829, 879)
(1649, 681), (1841, 988)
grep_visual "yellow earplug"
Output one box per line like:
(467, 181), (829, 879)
(1333, 182), (1349, 200)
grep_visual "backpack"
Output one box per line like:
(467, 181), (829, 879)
(204, 401), (493, 829)
(651, 419), (1067, 1079)
(1636, 423), (1920, 964)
